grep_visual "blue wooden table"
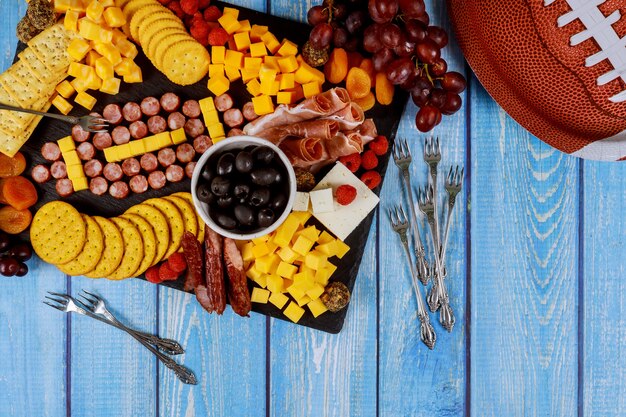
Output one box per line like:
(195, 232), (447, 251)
(2, 0), (626, 415)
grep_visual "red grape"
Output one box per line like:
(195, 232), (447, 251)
(429, 88), (446, 109)
(399, 0), (425, 18)
(394, 37), (416, 57)
(405, 19), (427, 43)
(372, 47), (395, 71)
(427, 26), (449, 48)
(368, 0), (398, 24)
(416, 39), (440, 64)
(415, 105), (442, 132)
(344, 37), (359, 52)
(333, 27), (349, 47)
(412, 89), (430, 107)
(8, 243), (32, 262)
(442, 71), (467, 93)
(308, 6), (329, 26)
(399, 65), (419, 89)
(333, 3), (348, 20)
(441, 92), (462, 115)
(309, 23), (334, 49)
(386, 57), (414, 85)
(429, 57), (448, 77)
(346, 10), (367, 34)
(380, 23), (402, 48)
(363, 24), (383, 53)
(415, 12), (430, 26)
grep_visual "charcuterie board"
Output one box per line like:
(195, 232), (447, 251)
(16, 2), (407, 333)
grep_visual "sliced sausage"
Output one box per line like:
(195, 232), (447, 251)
(147, 115), (167, 134)
(166, 165), (184, 183)
(182, 231), (204, 292)
(103, 104), (123, 125)
(103, 162), (123, 182)
(157, 148), (176, 167)
(167, 112), (186, 130)
(182, 99), (201, 118)
(89, 176), (108, 196)
(89, 112), (103, 118)
(31, 164), (51, 184)
(93, 132), (113, 150)
(129, 121), (148, 139)
(109, 181), (129, 199)
(84, 159), (103, 178)
(160, 92), (180, 112)
(121, 158), (141, 177)
(56, 178), (74, 197)
(242, 102), (258, 121)
(224, 237), (251, 317)
(204, 226), (226, 314)
(71, 124), (91, 143)
(111, 126), (131, 145)
(41, 142), (61, 161)
(50, 161), (67, 179)
(140, 153), (158, 172)
(214, 93), (233, 112)
(193, 135), (212, 153)
(223, 108), (243, 128)
(183, 118), (204, 138)
(148, 170), (166, 190)
(122, 102), (142, 122)
(129, 175), (148, 194)
(227, 128), (244, 137)
(185, 162), (197, 179)
(140, 96), (161, 116)
(76, 142), (95, 161)
(176, 143), (196, 163)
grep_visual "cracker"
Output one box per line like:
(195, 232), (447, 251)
(154, 33), (193, 69)
(123, 0), (160, 29)
(139, 15), (183, 49)
(84, 217), (125, 278)
(120, 213), (157, 276)
(130, 4), (169, 41)
(147, 27), (187, 63)
(30, 201), (86, 265)
(0, 72), (49, 107)
(172, 192), (205, 242)
(58, 215), (104, 276)
(27, 24), (73, 73)
(6, 61), (37, 89)
(0, 98), (49, 157)
(162, 40), (211, 85)
(164, 195), (198, 239)
(107, 217), (144, 280)
(125, 203), (170, 264)
(19, 49), (64, 84)
(144, 198), (184, 260)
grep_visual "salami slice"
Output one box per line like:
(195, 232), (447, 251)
(147, 115), (167, 134)
(242, 101), (258, 121)
(129, 175), (148, 194)
(165, 165), (184, 183)
(204, 226), (226, 314)
(227, 128), (244, 137)
(129, 120), (148, 139)
(56, 178), (74, 197)
(93, 132), (113, 150)
(109, 181), (129, 199)
(223, 108), (243, 128)
(71, 124), (91, 143)
(122, 102), (142, 122)
(182, 99), (201, 118)
(50, 161), (67, 179)
(184, 118), (205, 138)
(148, 170), (166, 190)
(76, 142), (96, 161)
(214, 93), (234, 112)
(157, 148), (176, 167)
(41, 142), (61, 161)
(89, 176), (108, 195)
(140, 96), (161, 116)
(193, 135), (212, 153)
(103, 162), (123, 182)
(121, 158), (141, 177)
(31, 164), (51, 184)
(84, 159), (103, 178)
(176, 143), (195, 163)
(160, 92), (180, 112)
(103, 104), (123, 125)
(112, 126), (131, 145)
(185, 162), (196, 179)
(224, 237), (251, 317)
(168, 112), (186, 130)
(140, 153), (158, 172)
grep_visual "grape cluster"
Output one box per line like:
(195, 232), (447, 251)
(0, 233), (31, 277)
(306, 0), (467, 132)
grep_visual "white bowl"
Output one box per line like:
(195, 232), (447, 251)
(191, 135), (297, 240)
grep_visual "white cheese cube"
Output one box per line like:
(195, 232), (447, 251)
(292, 191), (310, 212)
(309, 188), (334, 214)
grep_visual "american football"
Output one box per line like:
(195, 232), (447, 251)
(448, 0), (626, 161)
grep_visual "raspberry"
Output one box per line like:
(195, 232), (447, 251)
(369, 135), (389, 156)
(361, 150), (379, 170)
(190, 11), (204, 26)
(167, 1), (185, 19)
(336, 184), (357, 205)
(157, 0), (172, 5)
(190, 21), (210, 45)
(159, 262), (179, 281)
(360, 170), (381, 189)
(167, 252), (188, 274)
(145, 266), (162, 284)
(198, 0), (211, 8)
(203, 5), (222, 22)
(180, 0), (199, 15)
(339, 153), (361, 172)
(208, 27), (229, 46)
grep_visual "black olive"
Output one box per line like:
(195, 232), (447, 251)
(258, 208), (275, 228)
(216, 152), (236, 176)
(217, 195), (234, 208)
(196, 183), (213, 203)
(215, 212), (237, 230)
(243, 145), (256, 153)
(252, 146), (275, 164)
(249, 187), (271, 207)
(201, 165), (215, 182)
(270, 193), (287, 211)
(235, 151), (253, 173)
(250, 167), (280, 186)
(234, 204), (256, 226)
(233, 183), (250, 200)
(211, 176), (230, 196)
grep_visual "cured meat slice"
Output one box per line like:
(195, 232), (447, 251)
(279, 137), (325, 169)
(254, 120), (339, 145)
(204, 226), (226, 314)
(321, 102), (365, 131)
(223, 238), (251, 317)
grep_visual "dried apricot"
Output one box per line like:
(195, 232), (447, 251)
(359, 59), (376, 87)
(0, 152), (26, 178)
(0, 206), (32, 234)
(375, 71), (395, 105)
(1, 176), (38, 210)
(353, 91), (376, 111)
(324, 48), (349, 84)
(346, 67), (372, 100)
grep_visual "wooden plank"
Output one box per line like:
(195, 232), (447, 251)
(469, 79), (579, 416)
(582, 162), (626, 416)
(70, 278), (157, 417)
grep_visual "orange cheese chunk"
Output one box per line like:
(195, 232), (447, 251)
(302, 81), (322, 98)
(261, 32), (280, 54)
(249, 42), (267, 58)
(224, 49), (244, 68)
(86, 0), (105, 22)
(75, 91), (97, 111)
(103, 6), (126, 27)
(212, 46), (226, 64)
(51, 95), (73, 115)
(250, 24), (268, 42)
(276, 39), (298, 57)
(68, 38), (91, 62)
(100, 77), (121, 95)
(218, 13), (242, 34)
(95, 57), (114, 80)
(56, 81), (76, 99)
(252, 95), (274, 116)
(207, 74), (230, 96)
(233, 31), (251, 52)
(278, 55), (298, 73)
(64, 10), (80, 32)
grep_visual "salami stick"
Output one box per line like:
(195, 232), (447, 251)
(182, 231), (204, 292)
(204, 225), (226, 314)
(223, 238), (251, 317)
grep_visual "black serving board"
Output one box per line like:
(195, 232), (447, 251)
(17, 2), (407, 333)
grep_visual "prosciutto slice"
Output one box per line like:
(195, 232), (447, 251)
(279, 137), (326, 169)
(243, 88), (350, 135)
(321, 102), (365, 131)
(254, 120), (339, 144)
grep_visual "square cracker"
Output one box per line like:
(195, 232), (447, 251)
(0, 72), (48, 107)
(5, 61), (34, 88)
(19, 49), (62, 84)
(27, 24), (73, 73)
(0, 96), (48, 136)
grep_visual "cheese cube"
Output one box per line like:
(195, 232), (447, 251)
(254, 274), (268, 288)
(307, 298), (328, 318)
(246, 264), (263, 281)
(260, 78), (279, 96)
(71, 177), (89, 192)
(235, 19), (251, 33)
(278, 73), (295, 90)
(224, 65), (242, 82)
(292, 236), (315, 256)
(78, 18), (102, 41)
(94, 43), (122, 66)
(295, 295), (311, 307)
(207, 122), (225, 138)
(85, 50), (102, 67)
(55, 81), (76, 99)
(95, 57), (114, 80)
(246, 79), (262, 97)
(252, 241), (271, 258)
(314, 266), (332, 285)
(291, 210), (312, 225)
(276, 40), (298, 57)
(217, 13), (241, 34)
(317, 230), (335, 244)
(251, 287), (270, 304)
(68, 62), (93, 79)
(86, 0), (105, 21)
(52, 95), (73, 115)
(304, 251), (328, 270)
(277, 91), (295, 104)
(207, 74), (230, 96)
(129, 140), (145, 156)
(103, 146), (119, 162)
(240, 242), (254, 262)
(316, 240), (338, 257)
(123, 63), (142, 83)
(62, 150), (81, 166)
(57, 136), (75, 153)
(103, 6), (126, 27)
(67, 164), (85, 180)
(250, 24), (268, 42)
(286, 285), (306, 303)
(170, 128), (186, 145)
(199, 97), (215, 114)
(259, 65), (278, 82)
(252, 235), (270, 245)
(251, 95), (274, 116)
(257, 254), (281, 274)
(224, 50), (244, 68)
(310, 188), (334, 214)
(266, 274), (284, 293)
(325, 263), (338, 278)
(154, 132), (172, 148)
(240, 68), (258, 83)
(202, 109), (219, 126)
(222, 6), (240, 18)
(84, 70), (102, 90)
(273, 214), (300, 247)
(261, 32), (281, 54)
(115, 39), (138, 59)
(208, 64), (224, 78)
(249, 42), (267, 58)
(212, 46), (226, 64)
(278, 55), (298, 73)
(335, 239), (350, 259)
(281, 279), (293, 293)
(100, 77), (121, 95)
(116, 143), (132, 160)
(268, 291), (288, 309)
(100, 0), (115, 7)
(233, 31), (251, 52)
(212, 136), (226, 144)
(111, 29), (126, 44)
(306, 283), (325, 301)
(55, 0), (85, 13)
(302, 81), (322, 98)
(64, 10), (80, 32)
(244, 57), (262, 71)
(276, 261), (297, 279)
(278, 246), (298, 263)
(263, 55), (280, 70)
(296, 226), (320, 242)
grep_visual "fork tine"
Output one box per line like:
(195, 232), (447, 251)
(82, 289), (100, 300)
(43, 301), (65, 311)
(435, 137), (441, 155)
(89, 129), (109, 134)
(91, 117), (109, 124)
(47, 291), (69, 297)
(446, 166), (453, 184)
(458, 167), (465, 185)
(44, 295), (67, 305)
(402, 138), (411, 158)
(398, 205), (408, 223)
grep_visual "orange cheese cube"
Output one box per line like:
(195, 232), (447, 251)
(252, 242), (271, 258)
(123, 63), (143, 83)
(249, 42), (267, 58)
(233, 31), (251, 52)
(199, 97), (215, 114)
(100, 77), (120, 95)
(85, 50), (102, 67)
(95, 57), (114, 80)
(276, 39), (298, 57)
(261, 32), (281, 54)
(273, 214), (300, 247)
(306, 283), (325, 301)
(224, 50), (244, 68)
(67, 38), (91, 62)
(129, 140), (146, 157)
(276, 91), (295, 104)
(103, 6), (126, 27)
(111, 29), (126, 44)
(114, 57), (133, 76)
(51, 95), (73, 115)
(93, 43), (122, 66)
(278, 73), (295, 90)
(67, 164), (85, 180)
(250, 24), (268, 42)
(70, 78), (87, 93)
(316, 240), (338, 257)
(269, 291), (289, 309)
(256, 254), (280, 274)
(64, 10), (80, 32)
(55, 0), (85, 13)
(302, 81), (322, 98)
(241, 242), (254, 262)
(335, 240), (350, 259)
(304, 251), (328, 270)
(263, 55), (280, 70)
(115, 39), (138, 58)
(283, 301), (305, 323)
(62, 150), (81, 166)
(207, 74), (230, 96)
(170, 128), (187, 145)
(291, 210), (311, 225)
(251, 287), (270, 304)
(235, 19), (251, 33)
(240, 68), (258, 83)
(57, 136), (75, 153)
(259, 65), (278, 82)
(75, 91), (97, 110)
(212, 136), (226, 143)
(251, 95), (274, 116)
(260, 78), (280, 96)
(71, 177), (89, 192)
(202, 109), (219, 126)
(212, 46), (226, 64)
(246, 79), (262, 97)
(222, 6), (239, 18)
(217, 13), (241, 34)
(68, 62), (94, 79)
(253, 273), (268, 288)
(244, 57), (262, 71)
(100, 0), (115, 7)
(224, 65), (241, 82)
(86, 0), (105, 21)
(56, 80), (76, 99)
(209, 64), (224, 78)
(317, 231), (335, 244)
(84, 70), (103, 90)
(297, 226), (321, 241)
(246, 264), (264, 281)
(78, 18), (104, 41)
(278, 55), (298, 73)
(266, 274), (284, 293)
(307, 298), (328, 318)
(292, 235), (315, 256)
(207, 122), (225, 138)
(276, 261), (297, 279)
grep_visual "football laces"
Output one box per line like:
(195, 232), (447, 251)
(546, 0), (626, 103)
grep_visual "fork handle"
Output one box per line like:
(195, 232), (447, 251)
(0, 102), (79, 124)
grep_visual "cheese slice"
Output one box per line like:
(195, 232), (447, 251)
(309, 188), (333, 214)
(293, 191), (310, 212)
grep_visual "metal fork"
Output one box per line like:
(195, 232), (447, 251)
(424, 137), (442, 254)
(417, 186), (455, 332)
(77, 290), (197, 385)
(0, 102), (109, 133)
(388, 205), (436, 350)
(43, 292), (184, 355)
(392, 138), (430, 285)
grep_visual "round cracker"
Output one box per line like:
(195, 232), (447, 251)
(144, 198), (184, 260)
(125, 203), (170, 264)
(130, 4), (169, 42)
(107, 217), (144, 280)
(164, 195), (197, 238)
(58, 215), (104, 276)
(122, 0), (157, 37)
(30, 201), (86, 265)
(139, 14), (183, 48)
(162, 40), (211, 85)
(173, 192), (205, 243)
(120, 213), (157, 276)
(147, 27), (187, 61)
(85, 217), (125, 279)
(154, 33), (194, 69)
